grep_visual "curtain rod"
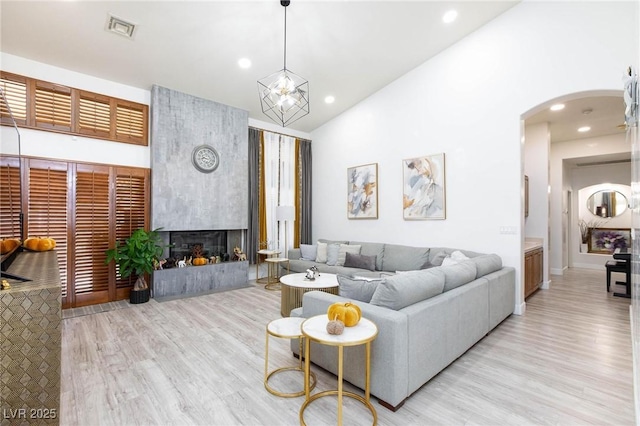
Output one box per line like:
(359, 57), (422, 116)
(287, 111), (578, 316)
(249, 126), (311, 142)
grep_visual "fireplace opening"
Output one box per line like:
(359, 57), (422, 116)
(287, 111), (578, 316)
(169, 230), (228, 261)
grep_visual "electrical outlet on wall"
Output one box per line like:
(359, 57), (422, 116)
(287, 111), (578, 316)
(499, 226), (517, 235)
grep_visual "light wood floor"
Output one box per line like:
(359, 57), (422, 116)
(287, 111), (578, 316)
(60, 268), (634, 425)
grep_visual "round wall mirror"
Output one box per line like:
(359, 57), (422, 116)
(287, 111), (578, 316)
(587, 190), (628, 218)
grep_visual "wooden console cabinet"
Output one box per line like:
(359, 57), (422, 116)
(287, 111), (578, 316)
(524, 247), (543, 298)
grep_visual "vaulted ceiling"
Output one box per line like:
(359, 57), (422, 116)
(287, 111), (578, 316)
(0, 1), (519, 132)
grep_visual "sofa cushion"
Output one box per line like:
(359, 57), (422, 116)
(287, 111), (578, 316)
(326, 243), (341, 266)
(318, 239), (349, 245)
(381, 244), (430, 272)
(337, 274), (381, 303)
(316, 242), (328, 263)
(337, 244), (361, 266)
(350, 241), (385, 271)
(471, 254), (503, 278)
(370, 268), (445, 310)
(300, 244), (317, 261)
(440, 260), (477, 292)
(344, 252), (376, 271)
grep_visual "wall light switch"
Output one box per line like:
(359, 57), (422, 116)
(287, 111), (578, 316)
(499, 226), (517, 235)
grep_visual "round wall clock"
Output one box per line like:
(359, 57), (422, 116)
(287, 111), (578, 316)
(191, 144), (220, 173)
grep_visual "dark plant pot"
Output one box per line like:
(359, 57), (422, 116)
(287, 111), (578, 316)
(130, 288), (150, 304)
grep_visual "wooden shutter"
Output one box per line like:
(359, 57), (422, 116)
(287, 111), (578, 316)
(72, 164), (110, 307)
(0, 157), (22, 239)
(114, 167), (149, 296)
(77, 91), (112, 138)
(32, 80), (72, 131)
(26, 159), (69, 299)
(115, 100), (148, 146)
(0, 72), (28, 126)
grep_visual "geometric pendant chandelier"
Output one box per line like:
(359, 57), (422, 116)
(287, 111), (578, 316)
(258, 0), (310, 127)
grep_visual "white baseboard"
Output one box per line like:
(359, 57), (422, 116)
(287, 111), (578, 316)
(571, 262), (605, 270)
(550, 267), (565, 276)
(514, 302), (525, 316)
(541, 279), (550, 290)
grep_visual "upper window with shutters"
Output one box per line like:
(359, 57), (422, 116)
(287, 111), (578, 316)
(0, 71), (148, 146)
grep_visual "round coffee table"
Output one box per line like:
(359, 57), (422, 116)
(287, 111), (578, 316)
(300, 315), (378, 425)
(279, 272), (339, 317)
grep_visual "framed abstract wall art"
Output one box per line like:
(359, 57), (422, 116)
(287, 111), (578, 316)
(402, 153), (446, 220)
(588, 228), (631, 254)
(347, 163), (378, 219)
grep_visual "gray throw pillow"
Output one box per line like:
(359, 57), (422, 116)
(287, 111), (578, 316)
(344, 252), (376, 271)
(370, 268), (445, 310)
(430, 251), (448, 267)
(337, 274), (381, 303)
(440, 260), (477, 292)
(300, 244), (317, 261)
(326, 243), (341, 266)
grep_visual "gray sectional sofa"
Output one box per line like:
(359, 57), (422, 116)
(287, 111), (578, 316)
(287, 240), (515, 411)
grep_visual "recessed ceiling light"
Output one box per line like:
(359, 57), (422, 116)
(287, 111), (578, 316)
(238, 58), (252, 69)
(550, 103), (565, 111)
(442, 10), (458, 24)
(324, 96), (335, 104)
(578, 126), (591, 132)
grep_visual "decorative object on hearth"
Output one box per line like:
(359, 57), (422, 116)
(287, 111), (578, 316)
(403, 153), (446, 220)
(327, 302), (361, 327)
(191, 144), (220, 173)
(193, 257), (207, 266)
(177, 259), (186, 268)
(164, 257), (176, 268)
(223, 253), (230, 262)
(257, 0), (309, 127)
(105, 228), (171, 304)
(347, 163), (378, 219)
(233, 246), (247, 261)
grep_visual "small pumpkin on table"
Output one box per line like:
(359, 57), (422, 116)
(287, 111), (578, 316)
(23, 236), (56, 252)
(326, 302), (362, 335)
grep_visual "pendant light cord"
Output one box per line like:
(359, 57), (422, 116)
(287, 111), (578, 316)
(283, 4), (287, 70)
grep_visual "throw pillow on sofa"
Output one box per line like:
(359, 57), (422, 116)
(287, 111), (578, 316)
(300, 244), (317, 260)
(337, 244), (361, 266)
(370, 268), (445, 310)
(344, 252), (376, 271)
(440, 260), (477, 292)
(337, 275), (381, 303)
(316, 242), (328, 263)
(326, 244), (341, 266)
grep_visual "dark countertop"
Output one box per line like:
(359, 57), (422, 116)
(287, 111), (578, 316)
(1, 249), (61, 296)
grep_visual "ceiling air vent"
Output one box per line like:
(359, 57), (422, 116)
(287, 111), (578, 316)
(106, 14), (137, 39)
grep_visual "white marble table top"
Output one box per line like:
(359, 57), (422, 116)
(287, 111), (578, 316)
(280, 272), (339, 289)
(265, 257), (289, 263)
(258, 249), (281, 256)
(302, 315), (378, 346)
(267, 317), (305, 338)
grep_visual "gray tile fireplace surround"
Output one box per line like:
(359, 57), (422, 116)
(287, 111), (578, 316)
(152, 261), (249, 300)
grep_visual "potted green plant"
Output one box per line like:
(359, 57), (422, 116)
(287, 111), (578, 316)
(105, 228), (169, 304)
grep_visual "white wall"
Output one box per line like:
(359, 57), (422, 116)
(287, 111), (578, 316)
(0, 53), (151, 167)
(310, 1), (638, 315)
(550, 133), (630, 273)
(524, 122), (550, 287)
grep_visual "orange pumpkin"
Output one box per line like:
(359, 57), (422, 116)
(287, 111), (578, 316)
(327, 302), (362, 327)
(24, 237), (56, 252)
(0, 238), (21, 254)
(192, 257), (208, 266)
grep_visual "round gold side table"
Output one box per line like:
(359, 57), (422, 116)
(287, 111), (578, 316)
(264, 317), (316, 398)
(264, 257), (289, 291)
(256, 249), (280, 284)
(300, 315), (378, 426)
